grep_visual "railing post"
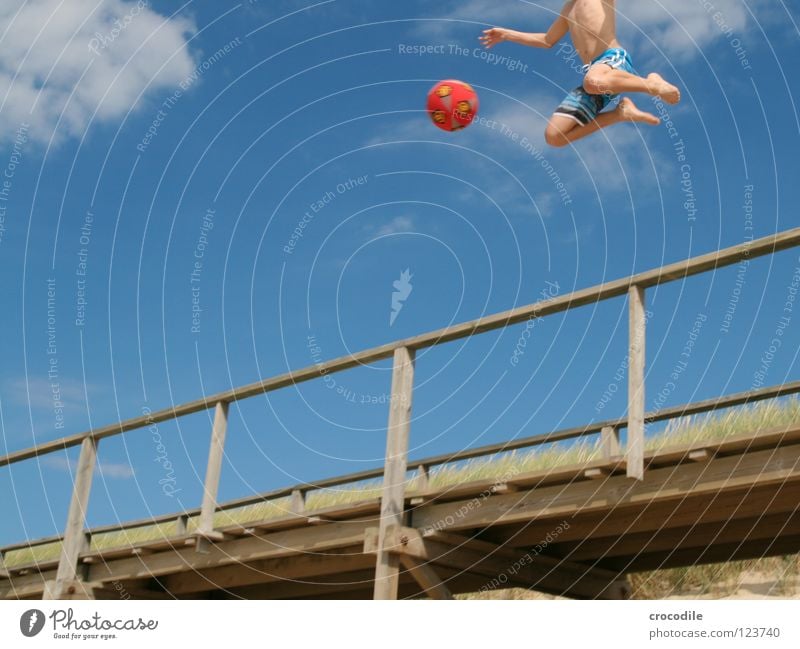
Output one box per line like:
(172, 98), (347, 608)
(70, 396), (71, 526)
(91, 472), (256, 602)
(175, 514), (189, 536)
(415, 464), (430, 490)
(43, 436), (98, 599)
(600, 426), (621, 460)
(290, 488), (306, 515)
(196, 401), (229, 551)
(627, 285), (646, 480)
(374, 346), (415, 600)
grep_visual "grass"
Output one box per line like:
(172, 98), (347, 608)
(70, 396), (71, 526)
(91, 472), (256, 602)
(3, 397), (800, 597)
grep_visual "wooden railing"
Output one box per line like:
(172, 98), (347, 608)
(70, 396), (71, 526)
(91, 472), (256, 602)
(1, 227), (800, 599)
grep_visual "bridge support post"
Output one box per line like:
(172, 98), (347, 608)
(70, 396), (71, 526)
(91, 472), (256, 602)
(196, 400), (230, 552)
(627, 285), (646, 480)
(43, 436), (98, 600)
(373, 346), (415, 600)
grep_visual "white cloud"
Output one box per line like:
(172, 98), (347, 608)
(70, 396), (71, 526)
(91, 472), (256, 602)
(618, 0), (768, 61)
(44, 455), (135, 479)
(0, 0), (196, 144)
(418, 1), (771, 62)
(7, 376), (89, 412)
(372, 215), (416, 236)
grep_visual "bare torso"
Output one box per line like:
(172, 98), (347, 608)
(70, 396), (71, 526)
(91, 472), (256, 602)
(564, 0), (620, 63)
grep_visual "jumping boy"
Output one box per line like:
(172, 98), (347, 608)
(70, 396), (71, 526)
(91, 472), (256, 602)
(479, 0), (681, 147)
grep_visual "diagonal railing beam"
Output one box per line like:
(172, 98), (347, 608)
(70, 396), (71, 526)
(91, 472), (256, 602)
(2, 227), (798, 469)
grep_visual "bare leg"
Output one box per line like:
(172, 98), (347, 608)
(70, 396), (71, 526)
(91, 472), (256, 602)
(584, 65), (681, 104)
(545, 98), (660, 147)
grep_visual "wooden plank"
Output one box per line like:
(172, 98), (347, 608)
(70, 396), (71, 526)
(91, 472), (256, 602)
(688, 449), (714, 462)
(5, 389), (800, 561)
(374, 347), (415, 600)
(4, 425), (797, 571)
(398, 555), (453, 600)
(486, 481), (800, 549)
(12, 373), (797, 547)
(491, 483), (519, 494)
(221, 568), (381, 600)
(555, 511), (800, 561)
(388, 527), (623, 599)
(627, 285), (646, 480)
(4, 228), (799, 470)
(196, 401), (230, 549)
(162, 545), (371, 594)
(87, 520), (372, 583)
(613, 534), (800, 573)
(412, 443), (800, 533)
(409, 457), (626, 505)
(408, 423), (797, 508)
(43, 437), (98, 600)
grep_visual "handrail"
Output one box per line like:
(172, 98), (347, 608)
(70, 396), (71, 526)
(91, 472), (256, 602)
(2, 227), (798, 469)
(3, 378), (799, 556)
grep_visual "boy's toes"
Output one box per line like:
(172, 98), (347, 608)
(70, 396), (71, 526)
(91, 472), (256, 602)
(647, 73), (681, 104)
(618, 97), (661, 125)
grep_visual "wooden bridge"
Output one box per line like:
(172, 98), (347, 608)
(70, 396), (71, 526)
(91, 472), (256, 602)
(2, 228), (800, 600)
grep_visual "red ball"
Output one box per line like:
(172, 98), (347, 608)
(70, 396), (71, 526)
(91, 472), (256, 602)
(427, 79), (479, 132)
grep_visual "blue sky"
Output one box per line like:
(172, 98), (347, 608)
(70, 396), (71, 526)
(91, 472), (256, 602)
(1, 0), (799, 545)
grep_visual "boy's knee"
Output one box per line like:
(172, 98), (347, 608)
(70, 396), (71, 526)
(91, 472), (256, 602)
(544, 126), (568, 148)
(583, 69), (607, 95)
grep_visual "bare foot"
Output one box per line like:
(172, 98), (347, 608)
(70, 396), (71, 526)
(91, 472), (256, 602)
(617, 97), (660, 125)
(646, 73), (681, 104)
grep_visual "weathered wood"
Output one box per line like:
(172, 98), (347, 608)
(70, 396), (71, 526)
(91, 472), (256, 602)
(175, 514), (189, 536)
(610, 535), (800, 572)
(5, 426), (797, 572)
(290, 489), (306, 515)
(600, 426), (621, 459)
(555, 511), (800, 561)
(220, 569), (382, 600)
(486, 481), (800, 549)
(688, 449), (714, 462)
(196, 401), (230, 550)
(415, 465), (430, 490)
(398, 555), (453, 600)
(374, 347), (415, 600)
(43, 437), (98, 600)
(412, 443), (800, 533)
(627, 285), (646, 480)
(381, 527), (623, 599)
(4, 384), (800, 561)
(491, 482), (519, 494)
(88, 520), (372, 583)
(162, 544), (371, 594)
(4, 228), (799, 470)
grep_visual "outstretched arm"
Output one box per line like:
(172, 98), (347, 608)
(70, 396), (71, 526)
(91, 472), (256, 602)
(479, 5), (570, 49)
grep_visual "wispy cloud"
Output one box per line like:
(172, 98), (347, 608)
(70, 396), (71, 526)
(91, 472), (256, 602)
(43, 455), (135, 479)
(371, 215), (416, 236)
(6, 377), (91, 412)
(0, 0), (196, 144)
(412, 0), (774, 62)
(619, 0), (773, 62)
